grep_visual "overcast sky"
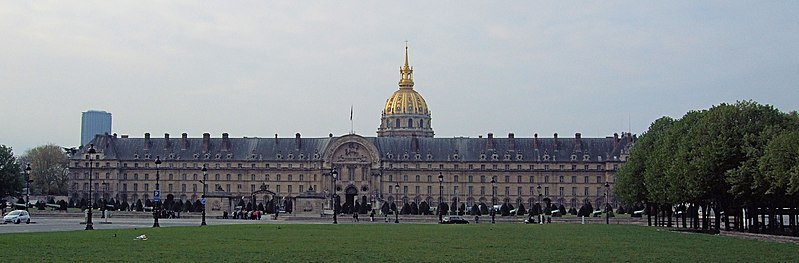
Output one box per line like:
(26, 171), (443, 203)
(2, 1), (798, 154)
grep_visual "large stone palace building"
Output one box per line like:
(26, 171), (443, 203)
(69, 46), (634, 214)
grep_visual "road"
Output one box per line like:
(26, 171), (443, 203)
(0, 216), (274, 234)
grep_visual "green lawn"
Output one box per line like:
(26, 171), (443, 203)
(1, 224), (796, 262)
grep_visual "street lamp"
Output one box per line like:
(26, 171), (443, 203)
(85, 144), (96, 230)
(605, 181), (610, 225)
(394, 182), (400, 223)
(24, 164), (31, 212)
(200, 164), (208, 226)
(153, 156), (161, 228)
(537, 184), (542, 225)
(331, 168), (338, 224)
(491, 177), (496, 224)
(438, 172), (443, 223)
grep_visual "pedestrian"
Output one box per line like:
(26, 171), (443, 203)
(370, 210), (375, 222)
(355, 212), (359, 222)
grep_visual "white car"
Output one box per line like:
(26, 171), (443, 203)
(3, 210), (31, 224)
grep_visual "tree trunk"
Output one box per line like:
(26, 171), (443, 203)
(646, 202), (652, 227)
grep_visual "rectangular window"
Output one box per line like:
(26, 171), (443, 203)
(517, 187), (522, 195)
(596, 176), (602, 183)
(572, 187), (577, 196)
(544, 187), (549, 196)
(193, 184), (197, 193)
(517, 176), (522, 183)
(427, 186), (432, 195)
(559, 187), (564, 196)
(530, 176), (534, 183)
(572, 176), (577, 183)
(584, 176), (589, 184)
(468, 186), (473, 195)
(584, 187), (589, 196)
(480, 186), (485, 195)
(559, 176), (564, 183)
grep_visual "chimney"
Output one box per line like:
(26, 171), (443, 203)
(275, 134), (279, 144)
(553, 133), (559, 150)
(113, 133), (117, 138)
(487, 133), (494, 149)
(144, 133), (151, 150)
(508, 133), (516, 150)
(533, 133), (539, 149)
(164, 133), (171, 149)
(181, 133), (189, 150)
(574, 133), (582, 152)
(202, 133), (211, 153)
(295, 133), (302, 149)
(222, 133), (230, 151)
(121, 134), (129, 138)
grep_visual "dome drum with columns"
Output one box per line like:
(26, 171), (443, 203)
(377, 45), (434, 138)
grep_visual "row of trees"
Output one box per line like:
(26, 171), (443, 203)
(0, 144), (70, 200)
(616, 101), (799, 234)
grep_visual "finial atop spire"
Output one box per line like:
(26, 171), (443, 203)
(399, 42), (414, 88)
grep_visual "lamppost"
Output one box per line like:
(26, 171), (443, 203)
(331, 168), (338, 224)
(605, 181), (610, 225)
(394, 182), (400, 223)
(24, 164), (31, 212)
(85, 144), (96, 230)
(438, 172), (443, 223)
(200, 164), (208, 226)
(491, 177), (496, 224)
(153, 156), (161, 228)
(537, 184), (542, 225)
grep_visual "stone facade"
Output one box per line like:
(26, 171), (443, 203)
(67, 46), (634, 214)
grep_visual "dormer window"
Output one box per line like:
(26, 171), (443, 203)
(583, 155), (590, 161)
(491, 154), (499, 161)
(480, 154), (486, 161)
(516, 154), (523, 161)
(287, 154), (294, 160)
(543, 154), (550, 161)
(571, 155), (577, 161)
(427, 154), (433, 160)
(415, 154), (421, 160)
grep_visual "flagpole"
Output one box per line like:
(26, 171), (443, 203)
(350, 105), (354, 134)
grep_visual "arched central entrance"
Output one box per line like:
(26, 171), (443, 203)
(345, 185), (358, 213)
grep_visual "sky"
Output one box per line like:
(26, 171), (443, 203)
(1, 1), (798, 155)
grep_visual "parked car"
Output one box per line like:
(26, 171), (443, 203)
(441, 215), (469, 224)
(3, 210), (31, 224)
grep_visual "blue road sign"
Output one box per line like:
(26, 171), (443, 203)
(154, 190), (161, 202)
(201, 198), (206, 205)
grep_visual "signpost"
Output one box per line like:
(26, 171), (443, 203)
(154, 190), (161, 202)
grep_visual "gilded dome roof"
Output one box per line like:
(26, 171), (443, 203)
(383, 88), (429, 115)
(382, 45), (430, 116)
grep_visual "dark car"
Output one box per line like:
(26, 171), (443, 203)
(442, 215), (469, 224)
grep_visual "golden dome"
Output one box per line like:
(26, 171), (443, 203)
(383, 44), (430, 116)
(383, 88), (430, 115)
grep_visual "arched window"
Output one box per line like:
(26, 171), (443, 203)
(408, 118), (414, 128)
(419, 119), (424, 128)
(395, 119), (400, 128)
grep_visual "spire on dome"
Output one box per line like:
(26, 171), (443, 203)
(399, 42), (414, 88)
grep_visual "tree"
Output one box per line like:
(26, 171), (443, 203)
(19, 144), (70, 195)
(471, 204), (480, 216)
(418, 201), (430, 215)
(0, 145), (22, 198)
(479, 202), (489, 215)
(516, 203), (527, 216)
(401, 203), (411, 214)
(410, 202), (419, 215)
(500, 203), (510, 216)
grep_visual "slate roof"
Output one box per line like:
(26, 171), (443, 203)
(75, 133), (633, 163)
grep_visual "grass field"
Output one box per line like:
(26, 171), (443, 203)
(1, 224), (796, 262)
